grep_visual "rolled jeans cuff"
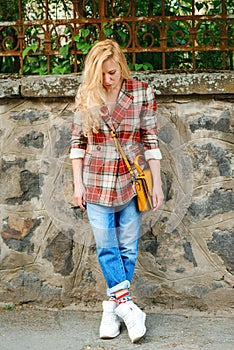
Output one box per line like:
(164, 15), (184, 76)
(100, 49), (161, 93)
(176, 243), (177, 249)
(107, 280), (130, 297)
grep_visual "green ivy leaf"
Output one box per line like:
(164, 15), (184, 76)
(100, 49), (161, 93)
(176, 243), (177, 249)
(143, 63), (154, 70)
(59, 43), (70, 58)
(81, 43), (91, 54)
(117, 30), (127, 41)
(32, 61), (48, 75)
(76, 41), (84, 50)
(22, 43), (38, 59)
(103, 21), (114, 37)
(74, 34), (81, 42)
(52, 60), (71, 74)
(104, 27), (113, 36)
(80, 28), (90, 37)
(195, 2), (204, 12)
(134, 64), (143, 71)
(76, 39), (91, 54)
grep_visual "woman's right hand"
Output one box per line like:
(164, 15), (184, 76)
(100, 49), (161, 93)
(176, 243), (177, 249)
(74, 183), (86, 210)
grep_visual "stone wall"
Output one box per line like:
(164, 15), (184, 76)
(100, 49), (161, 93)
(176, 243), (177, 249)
(0, 73), (233, 311)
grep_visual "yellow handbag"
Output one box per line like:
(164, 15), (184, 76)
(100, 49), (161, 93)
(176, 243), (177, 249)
(134, 155), (153, 212)
(110, 130), (153, 212)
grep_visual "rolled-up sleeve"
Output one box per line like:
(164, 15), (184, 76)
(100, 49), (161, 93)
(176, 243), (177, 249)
(145, 148), (162, 160)
(69, 111), (87, 159)
(140, 85), (162, 160)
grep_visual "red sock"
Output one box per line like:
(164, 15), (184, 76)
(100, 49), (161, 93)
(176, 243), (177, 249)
(116, 292), (132, 304)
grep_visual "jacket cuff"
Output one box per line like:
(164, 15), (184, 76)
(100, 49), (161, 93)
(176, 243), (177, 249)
(145, 148), (162, 160)
(69, 148), (85, 159)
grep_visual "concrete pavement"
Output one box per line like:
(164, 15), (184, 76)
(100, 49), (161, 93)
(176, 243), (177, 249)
(0, 306), (233, 350)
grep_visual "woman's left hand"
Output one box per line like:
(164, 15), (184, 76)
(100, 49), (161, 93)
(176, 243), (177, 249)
(152, 183), (164, 211)
(147, 159), (164, 212)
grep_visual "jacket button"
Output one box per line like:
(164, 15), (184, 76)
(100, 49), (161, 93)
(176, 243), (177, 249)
(96, 146), (101, 150)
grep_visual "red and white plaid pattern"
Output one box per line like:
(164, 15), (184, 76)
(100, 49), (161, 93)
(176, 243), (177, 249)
(70, 79), (160, 207)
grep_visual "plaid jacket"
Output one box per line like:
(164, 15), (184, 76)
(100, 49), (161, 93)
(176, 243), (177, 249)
(70, 79), (161, 207)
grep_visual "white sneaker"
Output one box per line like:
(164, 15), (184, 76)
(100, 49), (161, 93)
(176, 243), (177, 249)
(99, 300), (121, 339)
(115, 301), (146, 343)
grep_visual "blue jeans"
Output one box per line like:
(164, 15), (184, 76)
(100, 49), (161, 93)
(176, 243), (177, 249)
(87, 198), (142, 296)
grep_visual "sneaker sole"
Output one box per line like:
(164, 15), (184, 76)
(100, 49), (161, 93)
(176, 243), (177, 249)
(100, 330), (120, 339)
(131, 312), (146, 343)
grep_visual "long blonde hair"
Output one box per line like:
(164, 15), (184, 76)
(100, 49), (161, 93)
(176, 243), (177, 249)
(75, 39), (131, 135)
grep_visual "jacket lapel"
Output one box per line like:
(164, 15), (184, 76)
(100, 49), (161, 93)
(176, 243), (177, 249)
(112, 88), (134, 130)
(100, 105), (113, 130)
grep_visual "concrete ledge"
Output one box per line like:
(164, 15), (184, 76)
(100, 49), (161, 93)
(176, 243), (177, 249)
(21, 74), (82, 98)
(137, 72), (234, 95)
(0, 72), (233, 98)
(0, 78), (21, 98)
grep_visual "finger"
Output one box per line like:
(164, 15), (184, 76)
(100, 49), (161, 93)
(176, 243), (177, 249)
(81, 199), (86, 210)
(152, 196), (163, 211)
(152, 203), (161, 212)
(74, 201), (86, 210)
(80, 203), (86, 210)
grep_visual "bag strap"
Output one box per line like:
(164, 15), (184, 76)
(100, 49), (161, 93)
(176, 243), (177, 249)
(109, 130), (136, 182)
(109, 129), (167, 180)
(134, 154), (145, 176)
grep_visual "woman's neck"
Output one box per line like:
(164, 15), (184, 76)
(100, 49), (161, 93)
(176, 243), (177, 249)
(105, 80), (123, 103)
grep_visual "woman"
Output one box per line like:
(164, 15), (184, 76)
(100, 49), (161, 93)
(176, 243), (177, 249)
(70, 39), (164, 343)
